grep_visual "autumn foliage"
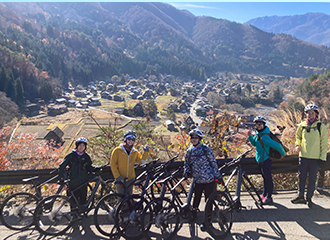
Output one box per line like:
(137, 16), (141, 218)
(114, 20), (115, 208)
(0, 126), (62, 171)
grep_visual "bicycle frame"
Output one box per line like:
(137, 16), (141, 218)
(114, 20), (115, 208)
(69, 174), (109, 211)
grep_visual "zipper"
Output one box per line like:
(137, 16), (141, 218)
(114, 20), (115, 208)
(127, 151), (129, 178)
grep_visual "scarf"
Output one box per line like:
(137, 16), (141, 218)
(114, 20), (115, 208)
(75, 149), (85, 156)
(306, 118), (317, 125)
(123, 142), (133, 155)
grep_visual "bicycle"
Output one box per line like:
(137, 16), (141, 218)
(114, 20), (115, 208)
(93, 156), (179, 240)
(139, 166), (193, 240)
(0, 169), (67, 231)
(203, 149), (262, 239)
(33, 166), (112, 236)
(93, 157), (167, 238)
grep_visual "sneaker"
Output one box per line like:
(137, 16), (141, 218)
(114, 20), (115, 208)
(200, 223), (206, 232)
(291, 195), (306, 204)
(259, 194), (266, 202)
(306, 198), (313, 208)
(262, 197), (273, 205)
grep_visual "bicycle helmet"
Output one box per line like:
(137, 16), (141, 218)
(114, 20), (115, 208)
(124, 130), (136, 141)
(304, 104), (319, 113)
(189, 129), (203, 138)
(76, 137), (88, 145)
(253, 116), (267, 123)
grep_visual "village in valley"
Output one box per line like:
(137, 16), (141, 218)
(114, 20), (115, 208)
(15, 72), (295, 159)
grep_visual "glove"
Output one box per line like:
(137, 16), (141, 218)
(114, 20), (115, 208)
(116, 176), (124, 183)
(57, 178), (65, 185)
(143, 145), (150, 152)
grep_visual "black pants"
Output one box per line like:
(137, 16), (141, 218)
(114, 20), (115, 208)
(193, 181), (216, 209)
(67, 185), (87, 210)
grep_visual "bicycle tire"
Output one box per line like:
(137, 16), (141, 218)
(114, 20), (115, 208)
(204, 191), (233, 239)
(140, 197), (179, 240)
(115, 194), (148, 240)
(93, 193), (120, 238)
(242, 173), (263, 205)
(0, 192), (39, 230)
(98, 179), (114, 200)
(34, 194), (73, 236)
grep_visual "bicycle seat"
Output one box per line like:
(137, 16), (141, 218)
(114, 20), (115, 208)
(22, 176), (39, 182)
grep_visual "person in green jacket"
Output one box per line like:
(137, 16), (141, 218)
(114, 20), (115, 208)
(291, 104), (328, 208)
(248, 116), (286, 205)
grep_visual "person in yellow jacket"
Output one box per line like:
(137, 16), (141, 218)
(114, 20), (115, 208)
(110, 130), (149, 196)
(292, 104), (328, 208)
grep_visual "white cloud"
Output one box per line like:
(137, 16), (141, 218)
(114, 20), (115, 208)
(170, 3), (218, 10)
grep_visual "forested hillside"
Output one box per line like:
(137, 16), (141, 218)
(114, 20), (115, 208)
(1, 2), (330, 106)
(246, 13), (330, 46)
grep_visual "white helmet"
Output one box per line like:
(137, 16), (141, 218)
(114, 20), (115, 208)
(253, 116), (267, 123)
(304, 104), (319, 113)
(189, 129), (203, 138)
(76, 137), (88, 145)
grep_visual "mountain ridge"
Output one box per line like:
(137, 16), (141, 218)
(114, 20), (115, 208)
(245, 12), (330, 46)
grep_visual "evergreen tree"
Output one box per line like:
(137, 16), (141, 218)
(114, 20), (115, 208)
(46, 24), (54, 38)
(15, 77), (24, 104)
(39, 79), (53, 102)
(236, 85), (242, 95)
(246, 83), (252, 93)
(0, 66), (8, 92)
(113, 83), (118, 93)
(6, 76), (16, 102)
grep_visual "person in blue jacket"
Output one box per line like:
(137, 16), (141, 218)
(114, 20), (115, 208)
(247, 116), (286, 205)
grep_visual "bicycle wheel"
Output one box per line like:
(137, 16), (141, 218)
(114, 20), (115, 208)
(242, 173), (262, 205)
(94, 193), (120, 238)
(98, 179), (114, 201)
(140, 197), (179, 240)
(34, 195), (73, 236)
(204, 191), (233, 239)
(0, 192), (39, 230)
(116, 194), (148, 240)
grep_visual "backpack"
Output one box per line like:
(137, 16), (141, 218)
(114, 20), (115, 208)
(257, 132), (289, 161)
(302, 122), (322, 136)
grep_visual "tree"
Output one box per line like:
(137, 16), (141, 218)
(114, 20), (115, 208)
(39, 79), (54, 102)
(15, 77), (24, 104)
(6, 76), (16, 102)
(113, 83), (118, 93)
(143, 100), (158, 118)
(236, 85), (242, 95)
(120, 75), (126, 85)
(0, 92), (20, 128)
(46, 24), (54, 38)
(0, 66), (8, 92)
(273, 86), (283, 101)
(166, 108), (176, 122)
(246, 83), (252, 94)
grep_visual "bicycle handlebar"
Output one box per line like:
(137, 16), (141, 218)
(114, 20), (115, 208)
(218, 149), (252, 171)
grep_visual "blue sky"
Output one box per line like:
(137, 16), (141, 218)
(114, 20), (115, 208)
(167, 2), (330, 23)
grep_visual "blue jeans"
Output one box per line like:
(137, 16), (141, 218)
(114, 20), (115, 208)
(258, 158), (273, 199)
(298, 158), (320, 199)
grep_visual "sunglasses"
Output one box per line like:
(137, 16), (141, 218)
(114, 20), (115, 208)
(254, 123), (264, 127)
(127, 138), (135, 141)
(191, 136), (199, 140)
